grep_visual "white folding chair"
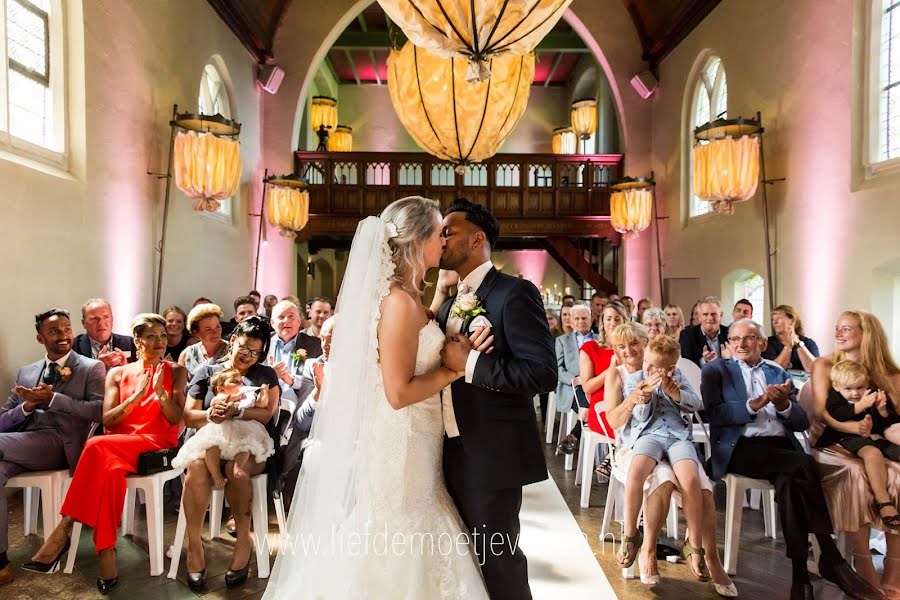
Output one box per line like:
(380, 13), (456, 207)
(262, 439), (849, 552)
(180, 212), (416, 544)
(168, 473), (273, 579)
(575, 428), (611, 508)
(64, 468), (182, 577)
(723, 474), (778, 575)
(6, 470), (68, 540)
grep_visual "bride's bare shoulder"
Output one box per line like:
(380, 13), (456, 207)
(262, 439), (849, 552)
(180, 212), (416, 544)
(380, 285), (418, 319)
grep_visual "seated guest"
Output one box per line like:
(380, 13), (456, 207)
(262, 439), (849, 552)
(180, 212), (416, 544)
(556, 305), (594, 454)
(301, 296), (333, 338)
(621, 296), (636, 321)
(26, 314), (186, 593)
(193, 297), (213, 308)
(636, 297), (653, 322)
(703, 319), (882, 600)
(664, 303), (685, 338)
(262, 294), (278, 319)
(163, 305), (192, 362)
(689, 300), (701, 327)
(812, 310), (900, 591)
(248, 290), (261, 311)
(579, 301), (629, 475)
(267, 300), (321, 403)
(603, 322), (734, 593)
(73, 298), (136, 369)
(731, 298), (753, 323)
(280, 316), (333, 507)
(222, 296), (258, 338)
(545, 309), (562, 337)
(179, 317), (280, 591)
(559, 305), (573, 335)
(641, 307), (666, 339)
(0, 309), (105, 586)
(680, 296), (729, 367)
(590, 291), (609, 334)
(618, 335), (707, 581)
(179, 303), (230, 379)
(816, 360), (900, 526)
(763, 304), (820, 373)
(561, 294), (576, 307)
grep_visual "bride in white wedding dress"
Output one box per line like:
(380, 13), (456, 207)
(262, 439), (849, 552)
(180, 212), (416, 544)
(263, 197), (490, 599)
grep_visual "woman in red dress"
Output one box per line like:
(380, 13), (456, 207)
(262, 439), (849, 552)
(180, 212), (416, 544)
(579, 302), (629, 470)
(25, 314), (186, 593)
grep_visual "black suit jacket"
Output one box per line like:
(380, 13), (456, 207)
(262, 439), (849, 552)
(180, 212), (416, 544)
(679, 324), (729, 367)
(73, 333), (137, 363)
(438, 267), (556, 491)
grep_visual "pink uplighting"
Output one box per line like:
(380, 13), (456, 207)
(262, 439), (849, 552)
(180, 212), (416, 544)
(104, 170), (147, 328)
(512, 251), (549, 288)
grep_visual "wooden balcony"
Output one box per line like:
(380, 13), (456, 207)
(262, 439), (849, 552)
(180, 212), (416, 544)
(293, 151), (624, 240)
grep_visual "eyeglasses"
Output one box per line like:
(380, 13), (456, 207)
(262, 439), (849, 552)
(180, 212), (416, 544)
(235, 344), (263, 359)
(727, 335), (760, 344)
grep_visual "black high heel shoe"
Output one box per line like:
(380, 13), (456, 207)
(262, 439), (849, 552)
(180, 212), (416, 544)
(21, 539), (71, 574)
(224, 560), (250, 588)
(186, 568), (207, 592)
(96, 576), (119, 594)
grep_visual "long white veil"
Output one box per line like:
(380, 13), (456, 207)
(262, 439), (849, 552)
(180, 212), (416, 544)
(264, 216), (396, 599)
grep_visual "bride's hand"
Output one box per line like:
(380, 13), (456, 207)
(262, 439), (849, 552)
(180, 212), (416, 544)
(436, 269), (459, 295)
(468, 326), (495, 354)
(441, 334), (472, 373)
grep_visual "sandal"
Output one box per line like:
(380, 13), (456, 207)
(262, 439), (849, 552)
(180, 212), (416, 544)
(877, 501), (900, 529)
(595, 454), (612, 478)
(616, 530), (643, 569)
(681, 541), (710, 582)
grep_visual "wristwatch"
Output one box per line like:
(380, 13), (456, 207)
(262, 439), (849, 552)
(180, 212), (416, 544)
(157, 390), (169, 403)
(236, 407), (247, 420)
(797, 341), (806, 348)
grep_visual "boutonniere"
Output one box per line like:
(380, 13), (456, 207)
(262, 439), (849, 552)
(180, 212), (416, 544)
(452, 291), (487, 332)
(58, 367), (72, 383)
(290, 348), (307, 366)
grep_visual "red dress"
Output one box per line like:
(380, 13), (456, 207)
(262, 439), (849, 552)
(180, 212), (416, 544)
(579, 340), (616, 437)
(61, 361), (180, 552)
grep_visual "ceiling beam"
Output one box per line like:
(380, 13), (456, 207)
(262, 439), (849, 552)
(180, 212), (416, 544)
(206, 0), (271, 62)
(369, 50), (382, 85)
(344, 49), (361, 85)
(357, 13), (368, 33)
(642, 0), (723, 69)
(332, 30), (589, 53)
(544, 52), (564, 87)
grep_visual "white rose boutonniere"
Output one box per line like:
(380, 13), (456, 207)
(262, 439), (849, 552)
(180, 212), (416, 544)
(58, 367), (72, 382)
(452, 292), (487, 332)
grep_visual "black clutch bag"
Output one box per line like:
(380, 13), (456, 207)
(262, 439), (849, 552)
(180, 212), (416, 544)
(136, 447), (180, 476)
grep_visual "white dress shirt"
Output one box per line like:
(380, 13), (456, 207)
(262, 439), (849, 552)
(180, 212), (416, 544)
(22, 351), (71, 416)
(738, 358), (791, 437)
(442, 260), (494, 437)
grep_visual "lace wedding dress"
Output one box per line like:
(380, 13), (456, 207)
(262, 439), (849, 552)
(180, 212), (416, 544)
(263, 215), (488, 600)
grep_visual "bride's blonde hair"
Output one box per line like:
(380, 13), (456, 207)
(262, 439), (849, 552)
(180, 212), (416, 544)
(380, 196), (441, 296)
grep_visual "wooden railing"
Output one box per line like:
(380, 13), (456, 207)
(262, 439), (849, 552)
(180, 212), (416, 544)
(293, 151), (624, 224)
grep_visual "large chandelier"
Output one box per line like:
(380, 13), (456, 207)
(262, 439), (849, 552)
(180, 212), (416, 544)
(172, 113), (242, 212)
(693, 117), (761, 214)
(552, 126), (576, 154)
(610, 188), (652, 239)
(328, 125), (353, 152)
(378, 0), (572, 82)
(311, 96), (338, 151)
(266, 174), (309, 237)
(387, 42), (534, 169)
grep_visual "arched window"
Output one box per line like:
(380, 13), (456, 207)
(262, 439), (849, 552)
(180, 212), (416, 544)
(722, 269), (765, 324)
(688, 55), (727, 219)
(198, 60), (237, 219)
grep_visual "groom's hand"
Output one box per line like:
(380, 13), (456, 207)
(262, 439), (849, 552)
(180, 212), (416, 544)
(442, 335), (472, 373)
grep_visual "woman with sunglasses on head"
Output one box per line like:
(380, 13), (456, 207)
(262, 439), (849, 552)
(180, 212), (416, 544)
(177, 317), (280, 591)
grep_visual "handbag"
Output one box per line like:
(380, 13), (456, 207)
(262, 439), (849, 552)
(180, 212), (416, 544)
(136, 447), (180, 476)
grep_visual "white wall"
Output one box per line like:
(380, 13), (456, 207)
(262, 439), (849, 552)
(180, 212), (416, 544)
(0, 0), (261, 392)
(650, 0), (900, 354)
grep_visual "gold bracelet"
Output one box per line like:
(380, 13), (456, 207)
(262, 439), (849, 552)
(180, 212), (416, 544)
(158, 390), (169, 403)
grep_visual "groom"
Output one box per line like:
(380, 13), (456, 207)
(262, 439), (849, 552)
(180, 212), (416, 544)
(437, 199), (557, 600)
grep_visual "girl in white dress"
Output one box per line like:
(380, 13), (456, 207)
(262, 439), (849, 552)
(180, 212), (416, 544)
(172, 368), (274, 487)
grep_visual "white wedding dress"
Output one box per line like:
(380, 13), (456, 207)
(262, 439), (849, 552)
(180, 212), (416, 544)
(264, 215), (488, 600)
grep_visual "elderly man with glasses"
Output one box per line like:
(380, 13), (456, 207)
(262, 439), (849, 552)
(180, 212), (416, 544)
(702, 319), (883, 600)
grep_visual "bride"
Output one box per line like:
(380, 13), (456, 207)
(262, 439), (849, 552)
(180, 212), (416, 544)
(264, 197), (491, 599)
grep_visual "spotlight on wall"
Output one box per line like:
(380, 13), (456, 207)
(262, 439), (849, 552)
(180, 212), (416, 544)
(630, 70), (658, 99)
(258, 64), (285, 94)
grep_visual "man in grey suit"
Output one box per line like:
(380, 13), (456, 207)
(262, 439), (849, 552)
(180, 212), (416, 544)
(0, 309), (105, 585)
(555, 304), (594, 454)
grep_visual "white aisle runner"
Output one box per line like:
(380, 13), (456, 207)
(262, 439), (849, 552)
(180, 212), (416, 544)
(520, 475), (618, 599)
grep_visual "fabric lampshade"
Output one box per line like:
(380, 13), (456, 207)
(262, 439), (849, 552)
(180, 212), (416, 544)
(610, 188), (652, 239)
(310, 96), (338, 132)
(328, 125), (353, 152)
(387, 42), (534, 169)
(267, 185), (310, 236)
(571, 98), (597, 139)
(692, 134), (760, 214)
(552, 127), (576, 154)
(378, 0), (572, 82)
(173, 130), (242, 212)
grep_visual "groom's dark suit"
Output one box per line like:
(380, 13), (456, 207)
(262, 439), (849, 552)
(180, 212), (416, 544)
(438, 266), (556, 600)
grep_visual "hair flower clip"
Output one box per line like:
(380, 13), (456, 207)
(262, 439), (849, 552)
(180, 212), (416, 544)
(384, 221), (399, 239)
